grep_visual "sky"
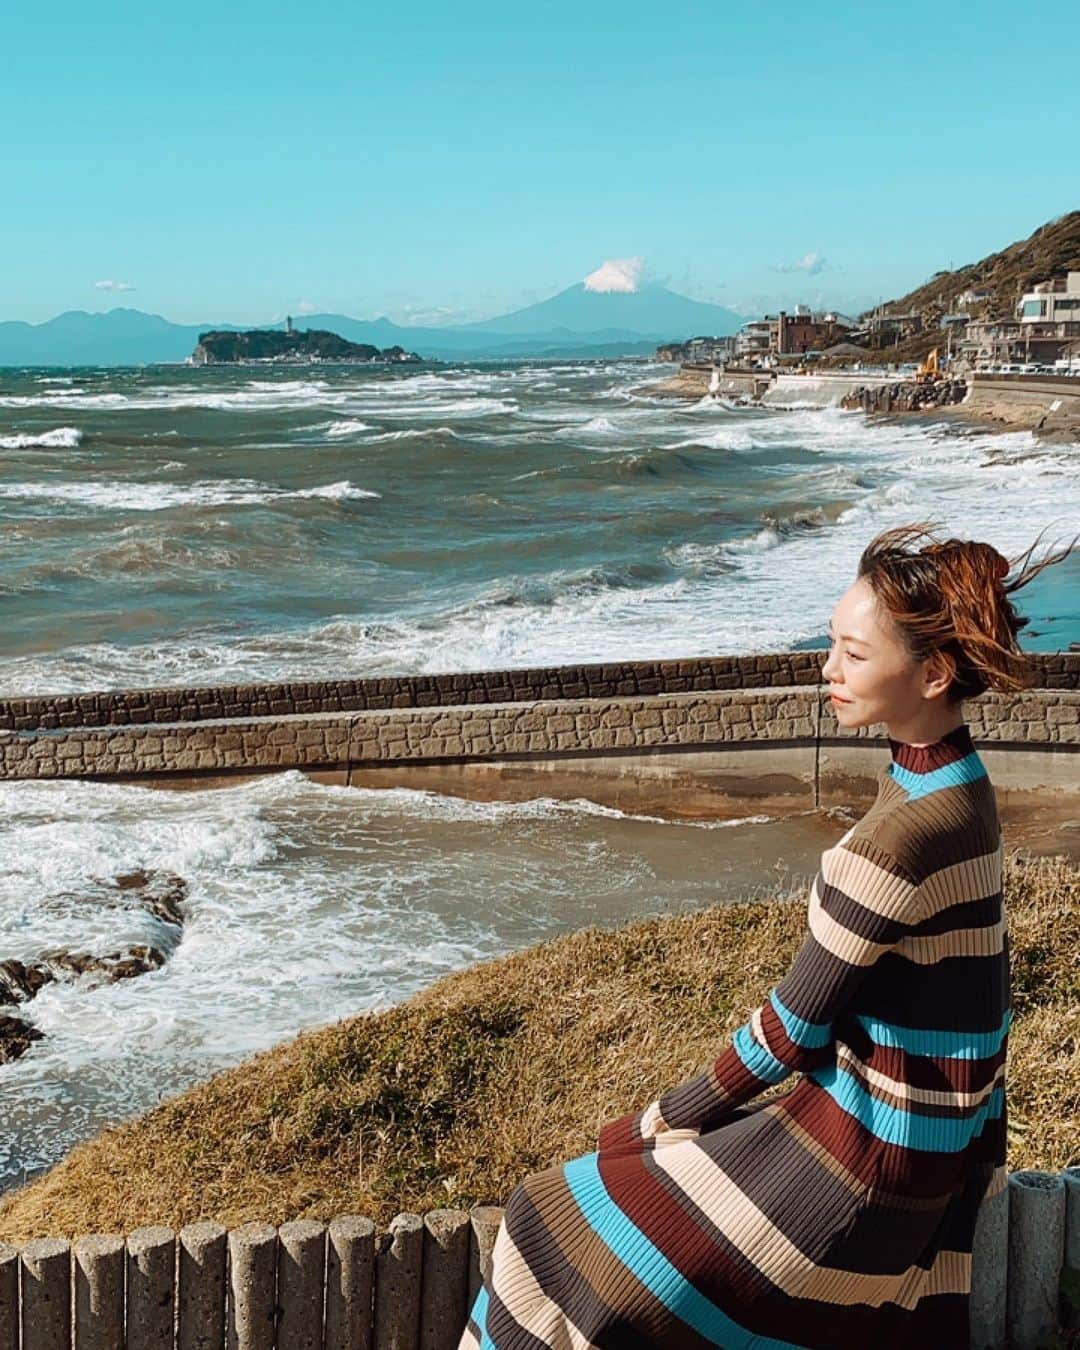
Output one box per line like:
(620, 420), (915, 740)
(3, 0), (1079, 328)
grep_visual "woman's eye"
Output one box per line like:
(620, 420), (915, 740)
(846, 651), (863, 660)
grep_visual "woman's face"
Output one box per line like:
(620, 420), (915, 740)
(820, 576), (941, 729)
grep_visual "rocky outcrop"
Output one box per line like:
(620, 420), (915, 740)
(0, 871), (188, 1064)
(191, 329), (422, 365)
(840, 379), (967, 414)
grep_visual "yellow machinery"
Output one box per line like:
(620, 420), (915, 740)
(916, 347), (940, 383)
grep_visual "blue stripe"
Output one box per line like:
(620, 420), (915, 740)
(732, 1022), (789, 1084)
(469, 1284), (495, 1349)
(770, 988), (832, 1049)
(850, 1008), (1011, 1060)
(808, 1065), (1005, 1151)
(562, 1151), (810, 1349)
(887, 752), (987, 801)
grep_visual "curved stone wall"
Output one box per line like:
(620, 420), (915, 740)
(0, 654), (1076, 805)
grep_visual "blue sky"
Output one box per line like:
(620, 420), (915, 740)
(3, 0), (1078, 327)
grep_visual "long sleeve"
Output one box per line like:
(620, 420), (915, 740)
(598, 837), (924, 1155)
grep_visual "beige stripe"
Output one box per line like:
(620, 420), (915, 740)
(821, 846), (922, 921)
(489, 1225), (598, 1350)
(835, 1041), (1007, 1111)
(984, 1162), (1008, 1200)
(920, 844), (1003, 916)
(808, 881), (894, 966)
(896, 916), (1006, 964)
(650, 1140), (969, 1309)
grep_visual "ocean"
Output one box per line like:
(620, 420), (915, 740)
(1, 357), (1077, 1195)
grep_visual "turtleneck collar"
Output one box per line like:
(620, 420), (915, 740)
(887, 722), (976, 775)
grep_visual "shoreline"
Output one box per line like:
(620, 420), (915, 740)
(634, 365), (1080, 442)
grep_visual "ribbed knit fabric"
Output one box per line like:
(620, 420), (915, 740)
(458, 722), (1009, 1350)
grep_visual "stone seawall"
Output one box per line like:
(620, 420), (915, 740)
(6, 652), (1075, 733)
(2, 653), (1076, 809)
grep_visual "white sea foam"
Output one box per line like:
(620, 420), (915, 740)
(0, 478), (380, 511)
(0, 769), (776, 1191)
(0, 381), (351, 412)
(365, 426), (462, 442)
(0, 426), (82, 449)
(323, 419), (374, 437)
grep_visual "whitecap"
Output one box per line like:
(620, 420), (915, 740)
(323, 419), (374, 437)
(0, 478), (381, 511)
(0, 426), (82, 450)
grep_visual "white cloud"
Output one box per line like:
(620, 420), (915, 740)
(396, 304), (478, 327)
(293, 300), (317, 314)
(95, 279), (135, 291)
(583, 257), (645, 293)
(772, 252), (828, 276)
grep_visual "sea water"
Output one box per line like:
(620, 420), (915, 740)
(1, 358), (1076, 1193)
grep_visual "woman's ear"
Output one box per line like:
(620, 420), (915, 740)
(922, 648), (956, 701)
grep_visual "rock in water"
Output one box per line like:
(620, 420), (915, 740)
(0, 1014), (44, 1064)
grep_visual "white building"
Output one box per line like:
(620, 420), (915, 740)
(1018, 272), (1080, 323)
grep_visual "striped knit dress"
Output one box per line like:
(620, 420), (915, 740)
(459, 722), (1009, 1350)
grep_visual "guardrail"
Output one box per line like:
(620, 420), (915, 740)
(2, 1168), (1079, 1350)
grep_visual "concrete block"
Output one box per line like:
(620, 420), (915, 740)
(0, 1244), (16, 1350)
(21, 1238), (70, 1350)
(970, 1179), (1007, 1349)
(226, 1222), (278, 1350)
(373, 1213), (423, 1350)
(419, 1210), (470, 1350)
(466, 1207), (504, 1308)
(325, 1217), (375, 1350)
(126, 1226), (176, 1350)
(277, 1221), (326, 1350)
(1006, 1170), (1066, 1349)
(74, 1234), (124, 1350)
(1063, 1166), (1080, 1331)
(178, 1222), (227, 1350)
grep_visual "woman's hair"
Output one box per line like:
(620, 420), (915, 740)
(856, 520), (1079, 702)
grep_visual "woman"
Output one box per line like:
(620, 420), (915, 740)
(459, 520), (1077, 1350)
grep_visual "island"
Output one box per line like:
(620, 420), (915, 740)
(191, 327), (422, 365)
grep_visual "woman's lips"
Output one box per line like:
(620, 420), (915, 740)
(830, 694), (852, 703)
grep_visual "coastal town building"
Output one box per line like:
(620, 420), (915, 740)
(773, 308), (855, 355)
(1018, 272), (1080, 324)
(656, 336), (736, 363)
(734, 320), (772, 363)
(866, 310), (924, 340)
(730, 308), (856, 364)
(961, 272), (1080, 368)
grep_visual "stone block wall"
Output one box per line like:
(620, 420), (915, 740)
(2, 651), (1076, 734)
(0, 681), (1076, 791)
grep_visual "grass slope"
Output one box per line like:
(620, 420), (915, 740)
(0, 852), (1076, 1244)
(879, 210), (1080, 323)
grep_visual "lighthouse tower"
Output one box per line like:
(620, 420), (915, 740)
(286, 315), (294, 334)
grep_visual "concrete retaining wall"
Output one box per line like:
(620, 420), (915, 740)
(762, 371), (900, 407)
(0, 662), (1077, 809)
(2, 1168), (1078, 1349)
(966, 374), (1080, 432)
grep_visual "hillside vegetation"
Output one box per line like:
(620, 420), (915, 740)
(0, 851), (1076, 1244)
(877, 210), (1080, 324)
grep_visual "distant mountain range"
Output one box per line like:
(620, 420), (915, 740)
(0, 283), (742, 366)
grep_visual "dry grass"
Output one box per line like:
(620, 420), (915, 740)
(0, 850), (1076, 1245)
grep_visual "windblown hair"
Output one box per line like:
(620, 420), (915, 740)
(857, 520), (1079, 702)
